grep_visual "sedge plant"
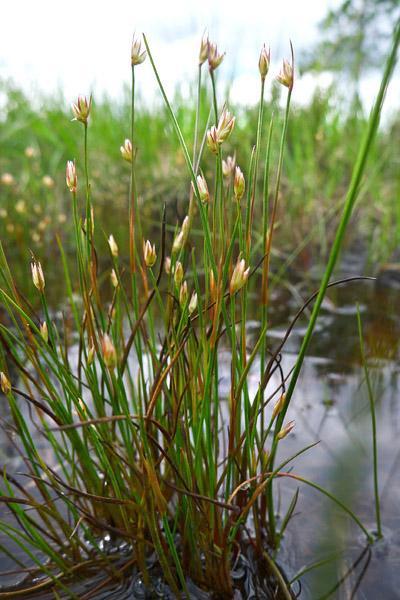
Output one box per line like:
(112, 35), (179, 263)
(0, 25), (398, 598)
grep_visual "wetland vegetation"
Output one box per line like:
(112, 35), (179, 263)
(0, 12), (399, 600)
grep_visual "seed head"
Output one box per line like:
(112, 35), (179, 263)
(193, 174), (209, 204)
(16, 200), (26, 214)
(216, 107), (235, 143)
(110, 268), (119, 288)
(234, 166), (245, 201)
(259, 45), (270, 80)
(164, 256), (171, 275)
(108, 234), (118, 257)
(230, 257), (250, 295)
(0, 372), (11, 394)
(40, 321), (48, 343)
(181, 216), (190, 238)
(199, 34), (209, 65)
(71, 95), (92, 124)
(76, 397), (87, 418)
(25, 146), (36, 158)
(1, 173), (14, 186)
(209, 270), (216, 300)
(31, 260), (45, 293)
(120, 139), (133, 162)
(277, 59), (293, 89)
(131, 34), (147, 66)
(208, 41), (225, 71)
(189, 291), (198, 315)
(66, 161), (77, 193)
(172, 231), (184, 254)
(179, 281), (188, 307)
(174, 261), (184, 286)
(101, 334), (117, 370)
(87, 344), (95, 366)
(222, 155), (236, 177)
(272, 393), (286, 421)
(42, 175), (54, 189)
(206, 126), (219, 154)
(277, 420), (295, 440)
(38, 218), (49, 232)
(143, 240), (157, 267)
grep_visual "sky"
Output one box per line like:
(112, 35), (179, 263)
(0, 0), (398, 113)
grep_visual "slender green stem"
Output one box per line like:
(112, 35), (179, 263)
(282, 472), (374, 542)
(262, 549), (293, 600)
(83, 122), (91, 258)
(260, 115), (274, 441)
(143, 34), (217, 278)
(193, 64), (202, 167)
(210, 69), (218, 122)
(357, 305), (382, 538)
(263, 88), (292, 305)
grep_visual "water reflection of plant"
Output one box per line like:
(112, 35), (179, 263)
(0, 24), (399, 598)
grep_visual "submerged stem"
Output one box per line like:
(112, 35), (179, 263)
(357, 305), (382, 538)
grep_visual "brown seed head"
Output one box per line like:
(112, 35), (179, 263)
(233, 166), (245, 201)
(87, 344), (95, 366)
(31, 260), (45, 293)
(0, 372), (11, 395)
(189, 291), (198, 315)
(272, 393), (286, 421)
(108, 234), (119, 257)
(194, 174), (209, 203)
(143, 240), (157, 267)
(131, 34), (147, 66)
(222, 155), (236, 177)
(71, 95), (92, 124)
(101, 334), (117, 370)
(179, 281), (188, 307)
(174, 261), (184, 286)
(216, 107), (235, 143)
(120, 139), (133, 162)
(208, 41), (225, 71)
(1, 173), (14, 186)
(206, 126), (219, 154)
(110, 269), (119, 288)
(40, 321), (48, 343)
(199, 34), (209, 65)
(230, 257), (250, 295)
(277, 59), (293, 89)
(259, 45), (270, 80)
(277, 420), (295, 440)
(66, 161), (77, 192)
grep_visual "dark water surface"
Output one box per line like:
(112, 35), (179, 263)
(1, 267), (400, 598)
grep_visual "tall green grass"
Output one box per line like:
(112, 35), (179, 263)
(1, 60), (399, 284)
(0, 24), (398, 598)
